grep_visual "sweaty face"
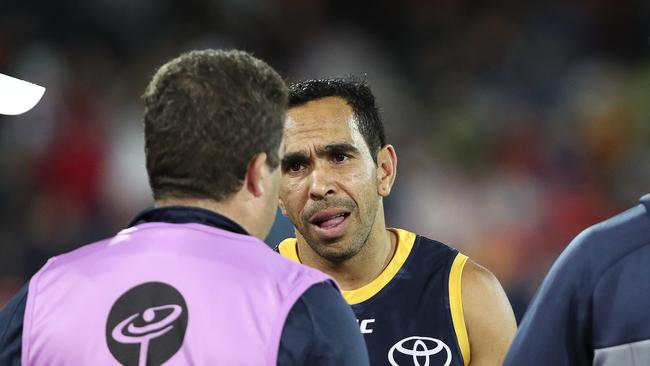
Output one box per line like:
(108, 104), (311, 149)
(279, 97), (381, 262)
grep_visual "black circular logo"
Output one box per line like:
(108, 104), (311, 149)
(106, 282), (189, 366)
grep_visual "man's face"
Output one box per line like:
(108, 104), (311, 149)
(280, 96), (381, 262)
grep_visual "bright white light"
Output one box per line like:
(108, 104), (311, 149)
(0, 73), (46, 115)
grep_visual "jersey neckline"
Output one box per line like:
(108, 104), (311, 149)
(277, 228), (417, 305)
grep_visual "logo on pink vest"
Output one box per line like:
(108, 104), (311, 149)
(106, 282), (189, 366)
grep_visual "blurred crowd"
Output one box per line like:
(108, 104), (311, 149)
(1, 0), (648, 320)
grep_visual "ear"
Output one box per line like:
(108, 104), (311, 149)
(245, 153), (268, 198)
(376, 144), (397, 197)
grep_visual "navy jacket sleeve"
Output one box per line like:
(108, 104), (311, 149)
(504, 232), (594, 366)
(278, 282), (369, 366)
(0, 283), (27, 366)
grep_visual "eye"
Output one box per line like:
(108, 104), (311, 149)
(333, 153), (348, 163)
(289, 162), (305, 172)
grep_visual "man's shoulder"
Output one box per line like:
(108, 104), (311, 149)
(412, 232), (459, 253)
(533, 195), (650, 299)
(402, 229), (460, 265)
(565, 196), (650, 271)
(399, 232), (516, 366)
(34, 236), (114, 275)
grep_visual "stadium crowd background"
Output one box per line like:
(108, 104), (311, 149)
(0, 0), (648, 320)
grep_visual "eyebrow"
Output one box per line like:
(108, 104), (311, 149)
(281, 152), (309, 171)
(321, 143), (360, 157)
(281, 143), (360, 170)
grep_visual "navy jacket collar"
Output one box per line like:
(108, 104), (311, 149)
(128, 206), (249, 236)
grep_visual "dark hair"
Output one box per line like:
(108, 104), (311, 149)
(142, 49), (287, 202)
(288, 77), (386, 163)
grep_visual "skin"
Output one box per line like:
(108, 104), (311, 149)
(158, 150), (282, 240)
(279, 97), (397, 289)
(279, 96), (517, 365)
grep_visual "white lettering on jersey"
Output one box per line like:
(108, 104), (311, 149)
(356, 318), (375, 334)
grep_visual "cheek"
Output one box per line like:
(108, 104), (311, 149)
(357, 183), (377, 208)
(344, 177), (379, 220)
(341, 164), (377, 196)
(280, 178), (297, 200)
(344, 157), (375, 180)
(280, 180), (305, 216)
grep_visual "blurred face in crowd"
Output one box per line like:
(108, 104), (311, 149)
(279, 96), (389, 262)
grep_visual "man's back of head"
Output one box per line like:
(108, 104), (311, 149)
(142, 49), (288, 238)
(143, 49), (287, 202)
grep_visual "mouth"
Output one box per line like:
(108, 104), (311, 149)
(308, 209), (351, 240)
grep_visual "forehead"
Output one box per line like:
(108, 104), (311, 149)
(285, 96), (365, 152)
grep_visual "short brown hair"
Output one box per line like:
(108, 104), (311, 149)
(142, 49), (287, 201)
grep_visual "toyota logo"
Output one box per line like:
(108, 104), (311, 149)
(388, 336), (452, 366)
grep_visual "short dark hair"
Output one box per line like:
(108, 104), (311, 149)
(142, 49), (287, 202)
(288, 77), (386, 163)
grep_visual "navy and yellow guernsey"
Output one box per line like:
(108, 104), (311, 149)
(278, 228), (470, 366)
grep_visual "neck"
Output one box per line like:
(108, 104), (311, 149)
(296, 204), (397, 291)
(155, 197), (261, 238)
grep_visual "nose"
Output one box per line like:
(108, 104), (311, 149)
(308, 166), (335, 200)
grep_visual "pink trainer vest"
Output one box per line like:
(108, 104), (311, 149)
(21, 222), (332, 366)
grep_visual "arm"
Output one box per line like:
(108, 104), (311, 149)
(0, 283), (28, 366)
(277, 282), (369, 366)
(462, 260), (517, 366)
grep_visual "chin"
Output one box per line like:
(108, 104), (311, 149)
(313, 241), (360, 263)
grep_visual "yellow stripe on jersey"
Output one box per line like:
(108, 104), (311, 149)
(276, 228), (417, 305)
(449, 253), (470, 366)
(343, 228), (416, 305)
(277, 238), (300, 263)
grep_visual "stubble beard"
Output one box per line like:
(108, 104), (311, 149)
(305, 195), (379, 264)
